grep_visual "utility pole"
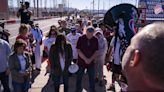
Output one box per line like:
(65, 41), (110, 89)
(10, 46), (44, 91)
(40, 0), (42, 17)
(44, 0), (47, 16)
(33, 0), (36, 17)
(68, 0), (69, 14)
(98, 0), (100, 16)
(53, 0), (56, 8)
(90, 3), (92, 14)
(40, 0), (42, 8)
(93, 0), (95, 14)
(36, 0), (39, 17)
(45, 0), (47, 9)
(103, 1), (105, 11)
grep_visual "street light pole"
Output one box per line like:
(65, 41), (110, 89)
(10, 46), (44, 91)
(98, 0), (100, 16)
(93, 0), (94, 14)
(33, 0), (36, 17)
(36, 0), (39, 17)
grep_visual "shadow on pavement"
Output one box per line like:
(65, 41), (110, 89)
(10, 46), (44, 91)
(41, 74), (107, 92)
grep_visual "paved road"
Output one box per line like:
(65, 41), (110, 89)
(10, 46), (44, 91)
(29, 61), (121, 92)
(6, 18), (61, 45)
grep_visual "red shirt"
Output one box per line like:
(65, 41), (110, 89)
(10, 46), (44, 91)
(16, 35), (28, 44)
(16, 35), (30, 52)
(76, 35), (98, 68)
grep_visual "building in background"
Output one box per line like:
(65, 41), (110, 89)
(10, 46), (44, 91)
(139, 0), (164, 23)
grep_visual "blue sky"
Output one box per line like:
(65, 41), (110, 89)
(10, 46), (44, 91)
(69, 0), (138, 10)
(11, 0), (139, 10)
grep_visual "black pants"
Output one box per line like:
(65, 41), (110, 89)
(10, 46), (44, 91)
(0, 71), (10, 92)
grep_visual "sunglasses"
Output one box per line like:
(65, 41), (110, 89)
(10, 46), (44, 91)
(87, 28), (94, 32)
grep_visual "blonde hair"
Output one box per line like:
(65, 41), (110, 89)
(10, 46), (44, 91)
(19, 24), (28, 35)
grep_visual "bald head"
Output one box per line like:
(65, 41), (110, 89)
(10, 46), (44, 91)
(122, 22), (164, 90)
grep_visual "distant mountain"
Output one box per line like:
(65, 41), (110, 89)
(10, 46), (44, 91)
(80, 9), (107, 14)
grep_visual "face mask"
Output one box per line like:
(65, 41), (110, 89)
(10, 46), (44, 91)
(71, 28), (76, 33)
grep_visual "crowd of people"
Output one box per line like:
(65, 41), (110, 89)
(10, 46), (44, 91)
(1, 1), (164, 92)
(0, 12), (115, 92)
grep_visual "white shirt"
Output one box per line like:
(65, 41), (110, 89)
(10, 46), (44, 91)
(59, 53), (65, 71)
(44, 37), (56, 52)
(110, 37), (122, 65)
(66, 33), (81, 59)
(18, 55), (26, 72)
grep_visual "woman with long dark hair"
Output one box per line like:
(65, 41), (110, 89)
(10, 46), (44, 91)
(49, 34), (73, 92)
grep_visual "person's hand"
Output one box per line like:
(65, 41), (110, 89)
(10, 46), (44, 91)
(87, 58), (92, 64)
(5, 68), (10, 76)
(85, 58), (92, 64)
(84, 58), (90, 64)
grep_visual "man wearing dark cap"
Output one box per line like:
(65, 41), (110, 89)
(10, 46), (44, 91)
(17, 1), (32, 24)
(75, 26), (98, 92)
(66, 27), (81, 63)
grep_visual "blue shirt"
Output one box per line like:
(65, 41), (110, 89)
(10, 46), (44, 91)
(30, 28), (43, 43)
(0, 39), (11, 73)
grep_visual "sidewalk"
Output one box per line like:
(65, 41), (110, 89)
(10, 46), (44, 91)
(28, 61), (121, 92)
(29, 61), (49, 92)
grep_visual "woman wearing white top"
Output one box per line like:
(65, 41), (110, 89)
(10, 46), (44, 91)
(49, 34), (73, 92)
(43, 25), (58, 74)
(44, 25), (58, 54)
(9, 39), (31, 92)
(94, 29), (108, 86)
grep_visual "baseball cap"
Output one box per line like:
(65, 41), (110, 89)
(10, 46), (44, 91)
(87, 26), (95, 32)
(71, 28), (76, 33)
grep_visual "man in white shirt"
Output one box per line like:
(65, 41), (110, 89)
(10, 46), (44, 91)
(67, 28), (81, 63)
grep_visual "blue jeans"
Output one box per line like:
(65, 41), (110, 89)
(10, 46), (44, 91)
(12, 80), (30, 92)
(76, 64), (95, 92)
(0, 71), (10, 92)
(53, 75), (69, 92)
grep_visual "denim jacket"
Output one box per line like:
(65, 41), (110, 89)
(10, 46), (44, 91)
(9, 53), (31, 83)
